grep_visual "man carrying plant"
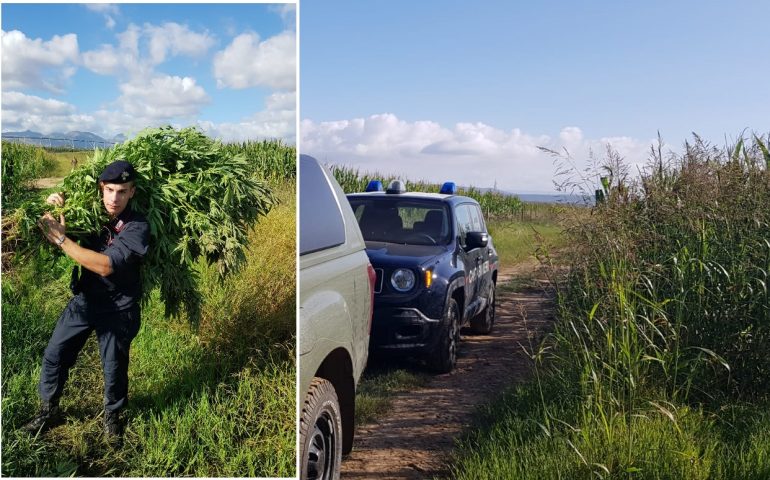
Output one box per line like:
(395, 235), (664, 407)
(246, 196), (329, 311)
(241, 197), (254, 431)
(23, 160), (149, 443)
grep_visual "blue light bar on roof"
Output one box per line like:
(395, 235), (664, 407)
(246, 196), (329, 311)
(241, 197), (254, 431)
(440, 182), (457, 194)
(365, 180), (384, 192)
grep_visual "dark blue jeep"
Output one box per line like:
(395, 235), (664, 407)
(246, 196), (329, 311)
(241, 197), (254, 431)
(347, 180), (499, 373)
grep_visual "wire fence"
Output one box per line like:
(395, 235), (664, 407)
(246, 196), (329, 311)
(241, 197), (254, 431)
(1, 135), (119, 150)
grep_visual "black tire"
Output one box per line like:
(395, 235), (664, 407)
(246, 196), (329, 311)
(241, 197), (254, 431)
(470, 284), (496, 334)
(300, 378), (343, 480)
(428, 297), (460, 373)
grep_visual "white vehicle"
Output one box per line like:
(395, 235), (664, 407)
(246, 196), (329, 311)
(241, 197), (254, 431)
(299, 155), (375, 480)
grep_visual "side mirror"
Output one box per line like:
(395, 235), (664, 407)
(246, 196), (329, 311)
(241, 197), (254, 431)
(465, 231), (488, 250)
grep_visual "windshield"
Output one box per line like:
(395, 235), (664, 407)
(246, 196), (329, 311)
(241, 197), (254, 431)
(348, 197), (452, 246)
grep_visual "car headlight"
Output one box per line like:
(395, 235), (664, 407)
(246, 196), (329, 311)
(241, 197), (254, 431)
(390, 268), (416, 292)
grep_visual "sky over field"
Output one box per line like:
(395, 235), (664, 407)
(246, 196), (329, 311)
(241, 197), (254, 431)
(1, 3), (296, 143)
(301, 0), (769, 193)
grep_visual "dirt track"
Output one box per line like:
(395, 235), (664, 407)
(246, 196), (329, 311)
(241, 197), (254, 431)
(341, 259), (558, 479)
(32, 177), (64, 189)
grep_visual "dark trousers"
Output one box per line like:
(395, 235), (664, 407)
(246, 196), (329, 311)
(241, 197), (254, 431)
(38, 294), (141, 412)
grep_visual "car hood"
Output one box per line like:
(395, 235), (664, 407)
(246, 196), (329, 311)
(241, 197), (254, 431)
(364, 241), (448, 268)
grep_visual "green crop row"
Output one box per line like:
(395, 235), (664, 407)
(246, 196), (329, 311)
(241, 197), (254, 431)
(223, 139), (296, 183)
(329, 164), (525, 219)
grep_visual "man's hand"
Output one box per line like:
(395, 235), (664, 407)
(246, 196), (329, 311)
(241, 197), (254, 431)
(39, 193), (67, 246)
(38, 213), (66, 246)
(46, 192), (65, 207)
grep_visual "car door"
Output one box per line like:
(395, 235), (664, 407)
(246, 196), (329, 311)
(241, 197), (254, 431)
(468, 203), (492, 300)
(454, 203), (481, 316)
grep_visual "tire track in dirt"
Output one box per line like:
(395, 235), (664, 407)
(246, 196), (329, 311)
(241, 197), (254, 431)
(341, 259), (557, 479)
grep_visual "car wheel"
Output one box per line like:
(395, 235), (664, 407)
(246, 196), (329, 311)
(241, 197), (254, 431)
(300, 377), (343, 480)
(429, 297), (459, 373)
(471, 284), (496, 334)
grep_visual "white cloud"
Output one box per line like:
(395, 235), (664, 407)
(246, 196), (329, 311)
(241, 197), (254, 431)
(213, 30), (296, 90)
(301, 114), (653, 193)
(2, 22), (291, 144)
(143, 22), (215, 65)
(85, 4), (119, 15)
(198, 91), (296, 144)
(83, 45), (124, 75)
(2, 91), (75, 116)
(2, 88), (205, 140)
(1, 91), (95, 134)
(85, 4), (120, 29)
(81, 22), (214, 78)
(269, 4), (296, 29)
(1, 30), (79, 92)
(117, 75), (210, 119)
(559, 126), (584, 144)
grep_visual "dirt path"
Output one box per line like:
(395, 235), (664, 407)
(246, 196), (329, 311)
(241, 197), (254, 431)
(341, 259), (558, 479)
(32, 177), (64, 189)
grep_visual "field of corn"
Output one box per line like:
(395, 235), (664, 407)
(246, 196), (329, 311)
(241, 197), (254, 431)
(0, 138), (297, 477)
(331, 164), (538, 218)
(450, 134), (770, 479)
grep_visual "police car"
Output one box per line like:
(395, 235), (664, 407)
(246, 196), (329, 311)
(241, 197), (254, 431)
(347, 180), (498, 373)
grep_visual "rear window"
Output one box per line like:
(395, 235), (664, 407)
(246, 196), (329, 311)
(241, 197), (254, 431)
(348, 197), (451, 246)
(300, 155), (346, 255)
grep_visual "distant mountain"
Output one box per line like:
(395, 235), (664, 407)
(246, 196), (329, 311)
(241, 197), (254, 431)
(2, 129), (44, 139)
(1, 130), (122, 148)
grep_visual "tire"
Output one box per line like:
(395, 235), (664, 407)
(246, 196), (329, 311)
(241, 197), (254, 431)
(300, 378), (343, 480)
(428, 297), (460, 373)
(471, 284), (496, 334)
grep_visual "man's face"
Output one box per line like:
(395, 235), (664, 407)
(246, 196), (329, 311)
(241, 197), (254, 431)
(101, 181), (135, 217)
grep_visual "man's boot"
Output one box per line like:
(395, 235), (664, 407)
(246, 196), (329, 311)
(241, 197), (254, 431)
(103, 410), (123, 444)
(22, 402), (61, 434)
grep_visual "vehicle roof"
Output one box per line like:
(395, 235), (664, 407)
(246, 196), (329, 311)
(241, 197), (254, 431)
(347, 191), (480, 206)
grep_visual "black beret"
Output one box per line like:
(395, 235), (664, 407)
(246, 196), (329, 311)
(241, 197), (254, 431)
(98, 160), (136, 184)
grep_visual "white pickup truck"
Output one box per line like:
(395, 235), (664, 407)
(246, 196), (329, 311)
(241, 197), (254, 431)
(299, 155), (375, 480)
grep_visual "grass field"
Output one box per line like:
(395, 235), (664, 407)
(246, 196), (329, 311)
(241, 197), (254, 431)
(449, 133), (770, 479)
(1, 142), (297, 477)
(47, 151), (93, 177)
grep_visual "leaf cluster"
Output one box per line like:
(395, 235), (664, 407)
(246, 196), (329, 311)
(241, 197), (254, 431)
(11, 126), (278, 321)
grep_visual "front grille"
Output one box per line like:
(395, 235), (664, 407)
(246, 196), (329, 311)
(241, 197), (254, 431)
(374, 268), (384, 293)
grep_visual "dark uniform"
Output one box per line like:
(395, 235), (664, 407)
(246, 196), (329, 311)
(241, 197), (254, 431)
(25, 160), (149, 438)
(38, 206), (149, 412)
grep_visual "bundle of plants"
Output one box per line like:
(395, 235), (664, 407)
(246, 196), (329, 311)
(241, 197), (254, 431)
(10, 126), (277, 321)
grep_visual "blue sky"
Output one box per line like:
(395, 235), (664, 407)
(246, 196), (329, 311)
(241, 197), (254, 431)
(2, 3), (296, 143)
(300, 0), (770, 193)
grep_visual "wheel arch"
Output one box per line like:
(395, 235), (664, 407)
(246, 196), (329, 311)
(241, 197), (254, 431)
(314, 347), (356, 454)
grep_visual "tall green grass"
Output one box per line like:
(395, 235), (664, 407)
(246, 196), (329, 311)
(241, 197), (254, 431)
(47, 151), (93, 177)
(451, 133), (770, 479)
(1, 143), (296, 477)
(330, 164), (525, 219)
(1, 141), (57, 207)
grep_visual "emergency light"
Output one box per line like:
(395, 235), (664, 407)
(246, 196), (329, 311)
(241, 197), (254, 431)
(366, 180), (384, 192)
(440, 182), (457, 194)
